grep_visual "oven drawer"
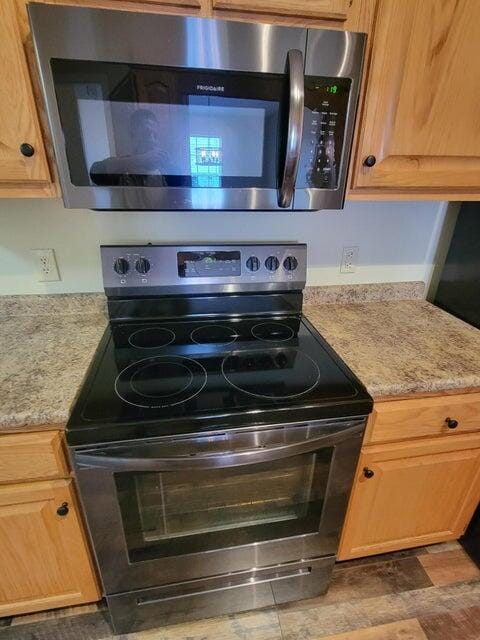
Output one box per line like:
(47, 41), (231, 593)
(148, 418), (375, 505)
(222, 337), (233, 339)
(106, 557), (334, 634)
(0, 431), (68, 484)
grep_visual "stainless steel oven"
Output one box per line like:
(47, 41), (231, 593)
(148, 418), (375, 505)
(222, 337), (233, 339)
(72, 418), (364, 630)
(29, 4), (366, 211)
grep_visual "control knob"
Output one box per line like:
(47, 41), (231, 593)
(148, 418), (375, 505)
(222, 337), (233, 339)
(265, 256), (280, 271)
(135, 257), (151, 275)
(283, 256), (298, 271)
(246, 256), (260, 272)
(113, 257), (129, 275)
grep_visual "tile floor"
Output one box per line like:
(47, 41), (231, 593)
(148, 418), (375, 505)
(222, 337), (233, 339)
(1, 542), (479, 640)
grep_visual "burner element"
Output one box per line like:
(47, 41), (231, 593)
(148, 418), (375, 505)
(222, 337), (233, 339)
(131, 362), (193, 398)
(222, 348), (320, 399)
(191, 324), (238, 345)
(251, 322), (295, 342)
(115, 356), (207, 408)
(128, 327), (175, 349)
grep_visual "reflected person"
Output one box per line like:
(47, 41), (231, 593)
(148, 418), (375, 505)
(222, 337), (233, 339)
(90, 109), (168, 186)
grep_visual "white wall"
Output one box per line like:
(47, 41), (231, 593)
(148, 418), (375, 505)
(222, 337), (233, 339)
(0, 198), (447, 295)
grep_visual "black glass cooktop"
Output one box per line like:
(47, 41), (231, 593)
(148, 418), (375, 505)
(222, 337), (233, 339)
(67, 315), (372, 445)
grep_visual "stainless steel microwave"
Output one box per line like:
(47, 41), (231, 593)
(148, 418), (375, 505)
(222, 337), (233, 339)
(28, 4), (366, 211)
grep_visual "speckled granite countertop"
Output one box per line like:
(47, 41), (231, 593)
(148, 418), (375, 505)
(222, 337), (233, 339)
(0, 298), (106, 431)
(304, 300), (480, 399)
(1, 285), (480, 432)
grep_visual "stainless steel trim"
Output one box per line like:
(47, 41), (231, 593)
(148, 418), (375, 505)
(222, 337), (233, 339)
(75, 422), (364, 470)
(137, 566), (311, 604)
(279, 50), (304, 208)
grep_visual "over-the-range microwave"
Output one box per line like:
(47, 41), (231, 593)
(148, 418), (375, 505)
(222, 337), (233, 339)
(29, 3), (366, 211)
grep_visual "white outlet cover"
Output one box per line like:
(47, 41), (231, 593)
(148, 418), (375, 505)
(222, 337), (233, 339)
(31, 248), (61, 282)
(340, 246), (359, 274)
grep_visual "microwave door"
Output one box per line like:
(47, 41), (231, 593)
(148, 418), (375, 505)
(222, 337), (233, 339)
(278, 49), (305, 209)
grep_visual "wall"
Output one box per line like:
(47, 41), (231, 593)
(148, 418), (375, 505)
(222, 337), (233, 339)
(0, 198), (447, 295)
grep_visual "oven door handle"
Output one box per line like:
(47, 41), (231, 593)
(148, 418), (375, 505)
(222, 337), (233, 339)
(74, 422), (364, 471)
(278, 49), (305, 209)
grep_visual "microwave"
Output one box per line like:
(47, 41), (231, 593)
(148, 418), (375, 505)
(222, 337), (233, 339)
(29, 4), (366, 211)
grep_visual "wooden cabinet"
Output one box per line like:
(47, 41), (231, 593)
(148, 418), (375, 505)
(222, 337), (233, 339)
(0, 430), (100, 617)
(338, 393), (480, 561)
(0, 0), (56, 197)
(210, 0), (374, 30)
(0, 479), (100, 617)
(349, 0), (480, 200)
(37, 0), (209, 16)
(364, 392), (480, 445)
(338, 434), (480, 560)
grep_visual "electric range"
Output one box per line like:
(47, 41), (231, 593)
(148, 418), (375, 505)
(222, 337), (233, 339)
(67, 243), (372, 634)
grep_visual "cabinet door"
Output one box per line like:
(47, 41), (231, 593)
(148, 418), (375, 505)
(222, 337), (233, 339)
(211, 0), (349, 22)
(39, 0), (209, 16)
(337, 434), (480, 560)
(0, 479), (100, 617)
(350, 0), (480, 198)
(0, 0), (54, 195)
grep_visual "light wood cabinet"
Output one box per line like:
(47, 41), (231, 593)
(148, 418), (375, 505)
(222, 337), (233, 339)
(338, 433), (480, 560)
(0, 0), (56, 197)
(0, 430), (100, 618)
(349, 0), (480, 200)
(338, 396), (480, 561)
(37, 0), (209, 16)
(0, 478), (100, 617)
(0, 430), (68, 484)
(210, 0), (375, 30)
(364, 392), (480, 445)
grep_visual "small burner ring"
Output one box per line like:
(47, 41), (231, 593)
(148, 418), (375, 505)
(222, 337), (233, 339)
(128, 326), (175, 349)
(191, 324), (238, 346)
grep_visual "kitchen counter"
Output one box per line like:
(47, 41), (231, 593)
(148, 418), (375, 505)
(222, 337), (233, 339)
(304, 300), (480, 399)
(1, 286), (480, 431)
(0, 297), (106, 431)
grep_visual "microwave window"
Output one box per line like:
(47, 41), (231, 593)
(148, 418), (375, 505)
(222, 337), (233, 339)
(51, 60), (284, 189)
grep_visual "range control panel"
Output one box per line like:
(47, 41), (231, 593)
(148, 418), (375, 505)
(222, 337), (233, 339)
(101, 244), (307, 296)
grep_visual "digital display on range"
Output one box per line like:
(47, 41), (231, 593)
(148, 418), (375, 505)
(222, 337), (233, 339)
(178, 251), (241, 278)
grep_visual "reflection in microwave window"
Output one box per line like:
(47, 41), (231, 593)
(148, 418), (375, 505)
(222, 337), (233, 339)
(79, 99), (266, 188)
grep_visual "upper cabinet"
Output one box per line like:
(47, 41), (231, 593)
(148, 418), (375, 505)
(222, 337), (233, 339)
(211, 0), (349, 23)
(349, 0), (480, 200)
(0, 0), (55, 197)
(40, 0), (209, 16)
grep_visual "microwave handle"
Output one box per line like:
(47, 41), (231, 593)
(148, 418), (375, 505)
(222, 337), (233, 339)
(278, 49), (305, 208)
(74, 422), (363, 471)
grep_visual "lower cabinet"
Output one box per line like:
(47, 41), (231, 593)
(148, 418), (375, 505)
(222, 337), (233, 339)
(338, 432), (480, 560)
(0, 477), (100, 617)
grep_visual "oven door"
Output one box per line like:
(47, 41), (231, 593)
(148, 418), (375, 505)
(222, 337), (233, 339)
(73, 419), (365, 594)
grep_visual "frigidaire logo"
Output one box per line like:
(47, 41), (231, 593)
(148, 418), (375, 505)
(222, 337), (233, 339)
(196, 85), (225, 92)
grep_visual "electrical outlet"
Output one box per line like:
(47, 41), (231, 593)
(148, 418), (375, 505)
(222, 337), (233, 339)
(31, 249), (61, 282)
(340, 246), (359, 274)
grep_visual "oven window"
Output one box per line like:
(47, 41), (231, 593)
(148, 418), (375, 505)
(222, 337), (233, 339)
(115, 448), (332, 562)
(50, 59), (284, 189)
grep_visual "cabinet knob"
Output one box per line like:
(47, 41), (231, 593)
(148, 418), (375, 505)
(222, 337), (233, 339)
(56, 502), (69, 516)
(20, 143), (35, 157)
(363, 155), (376, 167)
(445, 417), (458, 429)
(363, 467), (375, 479)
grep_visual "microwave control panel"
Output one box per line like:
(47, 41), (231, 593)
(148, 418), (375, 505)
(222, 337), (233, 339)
(297, 77), (352, 191)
